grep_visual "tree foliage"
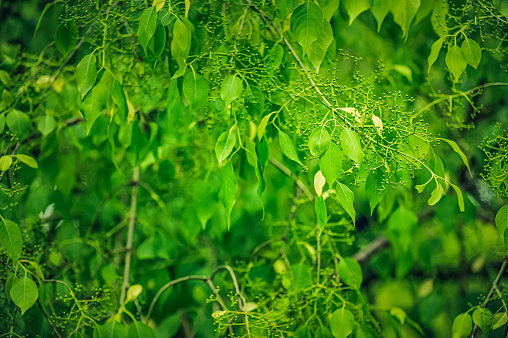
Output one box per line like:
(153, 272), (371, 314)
(1, 0), (508, 337)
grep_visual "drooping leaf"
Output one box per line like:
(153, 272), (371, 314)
(314, 170), (326, 197)
(6, 110), (31, 141)
(450, 183), (465, 212)
(276, 0), (293, 20)
(472, 308), (493, 334)
(445, 44), (467, 80)
(79, 76), (109, 134)
(428, 182), (444, 206)
(495, 204), (508, 240)
(138, 7), (158, 54)
(344, 0), (371, 25)
(318, 0), (340, 21)
(365, 169), (386, 214)
(428, 37), (444, 74)
(37, 116), (56, 136)
(183, 72), (208, 110)
(10, 274), (38, 315)
(337, 257), (363, 289)
(451, 313), (472, 338)
(319, 141), (342, 186)
(111, 80), (128, 122)
(309, 127), (330, 156)
(148, 23), (166, 64)
(279, 130), (302, 165)
(76, 53), (98, 99)
(340, 128), (363, 165)
(309, 19), (333, 73)
(194, 180), (217, 229)
(15, 155), (38, 169)
(0, 155), (12, 171)
(215, 129), (236, 164)
(0, 219), (22, 263)
(221, 75), (244, 106)
(461, 37), (481, 69)
(219, 162), (238, 230)
(290, 3), (324, 54)
(330, 308), (355, 338)
(315, 195), (327, 232)
(335, 182), (355, 224)
(171, 18), (192, 68)
(55, 21), (79, 56)
(371, 0), (392, 32)
(391, 0), (421, 39)
(257, 112), (275, 140)
(439, 138), (472, 176)
(492, 312), (508, 330)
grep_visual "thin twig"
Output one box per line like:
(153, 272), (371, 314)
(470, 256), (508, 337)
(269, 158), (313, 201)
(36, 299), (62, 338)
(353, 236), (390, 264)
(120, 166), (140, 305)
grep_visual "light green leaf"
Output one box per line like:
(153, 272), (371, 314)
(371, 0), (392, 32)
(24, 261), (44, 281)
(183, 72), (208, 110)
(55, 21), (79, 56)
(276, 0), (293, 20)
(445, 44), (467, 80)
(0, 155), (12, 171)
(215, 128), (236, 164)
(128, 320), (156, 338)
(7, 110), (31, 141)
(428, 37), (444, 74)
(37, 116), (56, 136)
(390, 307), (407, 324)
(365, 170), (386, 214)
(257, 112), (275, 140)
(319, 141), (342, 186)
(439, 138), (472, 176)
(492, 312), (508, 330)
(431, 0), (449, 37)
(318, 0), (340, 21)
(341, 128), (363, 164)
(386, 207), (418, 251)
(171, 18), (192, 68)
(495, 204), (508, 240)
(10, 274), (38, 315)
(449, 183), (465, 212)
(79, 77), (109, 134)
(391, 0), (421, 39)
(309, 127), (330, 156)
(111, 80), (128, 122)
(330, 308), (355, 338)
(335, 182), (355, 224)
(309, 20), (333, 73)
(428, 182), (444, 205)
(337, 257), (363, 289)
(76, 53), (98, 99)
(290, 3), (324, 54)
(314, 170), (326, 197)
(219, 162), (238, 230)
(194, 180), (217, 229)
(221, 75), (244, 106)
(138, 7), (158, 54)
(35, 3), (54, 37)
(279, 130), (302, 165)
(315, 195), (327, 232)
(452, 313), (472, 338)
(15, 155), (38, 169)
(126, 284), (143, 303)
(461, 38), (481, 69)
(0, 219), (22, 263)
(344, 0), (371, 25)
(472, 308), (493, 334)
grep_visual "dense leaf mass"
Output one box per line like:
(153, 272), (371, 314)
(0, 0), (508, 337)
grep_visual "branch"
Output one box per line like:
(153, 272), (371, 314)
(470, 256), (508, 337)
(353, 235), (390, 264)
(120, 166), (140, 305)
(269, 158), (313, 201)
(0, 143), (20, 183)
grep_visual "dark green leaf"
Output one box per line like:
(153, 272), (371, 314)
(219, 162), (238, 230)
(279, 130), (302, 165)
(183, 72), (208, 110)
(76, 53), (98, 99)
(335, 182), (355, 224)
(0, 219), (22, 263)
(55, 21), (79, 56)
(138, 7), (158, 54)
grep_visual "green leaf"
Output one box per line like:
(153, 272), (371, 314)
(128, 320), (155, 338)
(391, 0), (421, 39)
(461, 37), (481, 69)
(257, 112), (275, 140)
(76, 53), (98, 99)
(0, 219), (22, 263)
(495, 204), (508, 240)
(219, 162), (238, 230)
(439, 138), (472, 176)
(318, 0), (340, 21)
(450, 183), (465, 212)
(215, 128), (236, 164)
(276, 0), (293, 20)
(337, 257), (363, 289)
(149, 24), (166, 64)
(330, 308), (355, 338)
(138, 7), (158, 54)
(390, 307), (407, 324)
(386, 207), (418, 251)
(335, 182), (355, 225)
(365, 170), (386, 214)
(10, 274), (38, 315)
(315, 327), (333, 338)
(472, 308), (493, 334)
(257, 135), (270, 168)
(344, 0), (371, 25)
(319, 141), (342, 186)
(445, 44), (467, 80)
(6, 110), (31, 141)
(452, 313), (472, 338)
(0, 114), (5, 134)
(55, 21), (79, 56)
(171, 18), (192, 68)
(37, 116), (56, 136)
(183, 72), (208, 110)
(279, 130), (302, 165)
(111, 80), (128, 122)
(492, 312), (508, 330)
(428, 37), (444, 74)
(35, 3), (54, 37)
(221, 75), (244, 106)
(0, 155), (12, 171)
(309, 127), (330, 156)
(290, 3), (324, 54)
(79, 77), (109, 134)
(15, 155), (38, 169)
(25, 261), (44, 281)
(428, 182), (444, 206)
(340, 128), (363, 165)
(309, 20), (333, 73)
(194, 180), (217, 229)
(371, 0), (393, 32)
(315, 195), (327, 232)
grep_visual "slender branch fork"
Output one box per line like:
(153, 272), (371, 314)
(470, 256), (508, 337)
